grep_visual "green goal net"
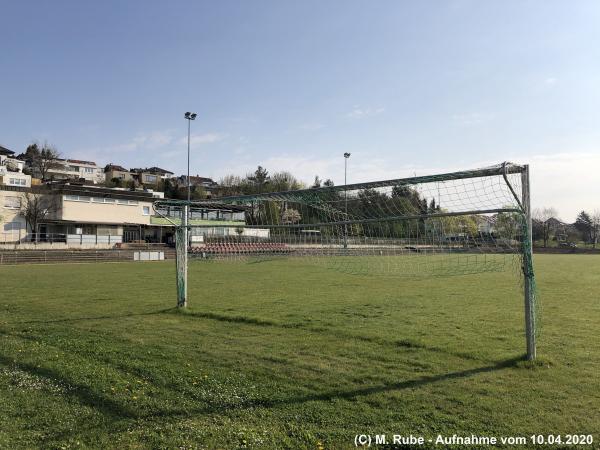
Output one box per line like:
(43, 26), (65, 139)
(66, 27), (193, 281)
(154, 161), (537, 359)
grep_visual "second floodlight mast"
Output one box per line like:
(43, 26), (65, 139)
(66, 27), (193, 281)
(343, 152), (351, 249)
(178, 111), (197, 308)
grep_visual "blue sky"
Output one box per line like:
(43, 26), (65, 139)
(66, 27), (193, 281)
(1, 0), (599, 220)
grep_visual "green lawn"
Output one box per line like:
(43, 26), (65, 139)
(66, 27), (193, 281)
(0, 255), (599, 449)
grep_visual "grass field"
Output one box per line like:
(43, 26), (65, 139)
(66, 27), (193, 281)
(0, 255), (599, 449)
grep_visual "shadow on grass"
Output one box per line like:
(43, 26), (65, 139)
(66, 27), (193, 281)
(172, 309), (489, 362)
(262, 356), (523, 407)
(18, 308), (176, 324)
(0, 353), (136, 420)
(145, 356), (524, 419)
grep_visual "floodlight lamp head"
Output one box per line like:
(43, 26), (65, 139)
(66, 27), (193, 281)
(344, 152), (351, 158)
(190, 113), (197, 120)
(184, 112), (191, 119)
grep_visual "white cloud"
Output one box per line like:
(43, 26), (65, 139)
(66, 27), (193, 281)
(346, 106), (385, 119)
(544, 77), (558, 86)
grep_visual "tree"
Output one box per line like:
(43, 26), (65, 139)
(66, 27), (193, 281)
(312, 176), (322, 188)
(270, 171), (303, 192)
(19, 141), (62, 181)
(20, 193), (58, 242)
(247, 166), (270, 193)
(575, 210), (600, 247)
(106, 177), (124, 188)
(592, 211), (600, 248)
(575, 211), (593, 243)
(323, 179), (334, 187)
(127, 179), (140, 191)
(495, 211), (522, 242)
(532, 207), (558, 247)
(281, 208), (301, 224)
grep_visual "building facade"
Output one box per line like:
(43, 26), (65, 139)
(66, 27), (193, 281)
(131, 167), (175, 186)
(46, 159), (104, 184)
(0, 187), (28, 243)
(104, 164), (133, 183)
(0, 145), (32, 188)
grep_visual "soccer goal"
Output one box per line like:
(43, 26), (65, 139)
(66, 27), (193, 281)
(153, 162), (537, 360)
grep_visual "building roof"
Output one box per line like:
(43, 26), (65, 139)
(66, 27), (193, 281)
(180, 175), (217, 184)
(0, 145), (15, 156)
(46, 181), (160, 202)
(66, 159), (98, 166)
(131, 167), (174, 175)
(105, 164), (129, 172)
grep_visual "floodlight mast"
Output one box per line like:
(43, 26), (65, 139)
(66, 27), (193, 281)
(184, 112), (197, 205)
(343, 152), (351, 249)
(178, 111), (197, 308)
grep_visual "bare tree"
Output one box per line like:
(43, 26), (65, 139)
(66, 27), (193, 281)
(532, 207), (558, 247)
(20, 141), (62, 181)
(20, 193), (59, 242)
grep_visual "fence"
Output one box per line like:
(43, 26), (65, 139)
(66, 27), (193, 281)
(0, 233), (123, 245)
(0, 248), (175, 265)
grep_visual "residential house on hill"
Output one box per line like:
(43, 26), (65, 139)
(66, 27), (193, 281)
(45, 158), (104, 184)
(177, 175), (218, 196)
(131, 167), (175, 186)
(0, 144), (32, 188)
(104, 164), (133, 183)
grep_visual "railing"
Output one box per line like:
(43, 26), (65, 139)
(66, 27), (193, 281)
(0, 248), (176, 265)
(0, 233), (123, 245)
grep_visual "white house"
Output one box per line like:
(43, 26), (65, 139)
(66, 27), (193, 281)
(0, 145), (32, 188)
(46, 158), (104, 184)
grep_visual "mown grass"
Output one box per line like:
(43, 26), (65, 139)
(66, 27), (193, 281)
(0, 255), (599, 449)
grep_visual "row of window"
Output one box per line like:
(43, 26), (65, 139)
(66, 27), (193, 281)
(9, 178), (27, 186)
(64, 195), (151, 216)
(4, 196), (21, 209)
(3, 221), (25, 231)
(67, 166), (99, 174)
(64, 195), (139, 205)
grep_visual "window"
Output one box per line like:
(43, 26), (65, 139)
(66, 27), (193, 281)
(128, 200), (138, 205)
(4, 196), (21, 209)
(4, 221), (24, 231)
(84, 167), (94, 173)
(142, 206), (150, 216)
(9, 178), (27, 186)
(91, 197), (104, 203)
(117, 199), (128, 205)
(64, 195), (91, 202)
(145, 175), (157, 183)
(103, 198), (115, 203)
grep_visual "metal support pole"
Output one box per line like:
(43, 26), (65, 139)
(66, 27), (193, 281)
(344, 155), (348, 249)
(187, 118), (191, 205)
(521, 165), (536, 360)
(175, 205), (189, 308)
